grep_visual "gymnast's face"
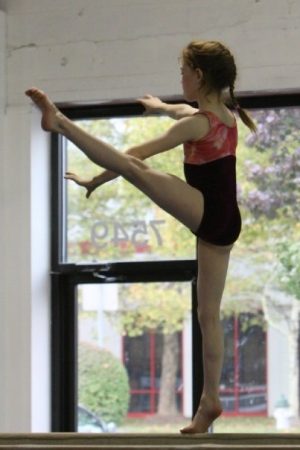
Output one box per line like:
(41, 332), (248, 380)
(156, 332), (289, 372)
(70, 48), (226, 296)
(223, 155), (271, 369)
(180, 63), (202, 102)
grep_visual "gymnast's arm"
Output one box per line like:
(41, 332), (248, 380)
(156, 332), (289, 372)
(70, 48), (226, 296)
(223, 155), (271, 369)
(138, 94), (198, 120)
(66, 115), (206, 195)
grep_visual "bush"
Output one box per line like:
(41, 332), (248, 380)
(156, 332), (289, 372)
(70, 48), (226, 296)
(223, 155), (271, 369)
(78, 341), (130, 425)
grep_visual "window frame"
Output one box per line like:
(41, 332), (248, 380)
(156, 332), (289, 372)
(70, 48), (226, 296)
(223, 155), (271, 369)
(51, 91), (300, 431)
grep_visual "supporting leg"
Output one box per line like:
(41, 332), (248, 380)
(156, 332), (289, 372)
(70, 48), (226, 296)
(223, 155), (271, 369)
(181, 240), (232, 433)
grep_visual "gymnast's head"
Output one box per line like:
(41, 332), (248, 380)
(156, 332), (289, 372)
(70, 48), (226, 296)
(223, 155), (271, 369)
(180, 40), (236, 100)
(180, 40), (256, 132)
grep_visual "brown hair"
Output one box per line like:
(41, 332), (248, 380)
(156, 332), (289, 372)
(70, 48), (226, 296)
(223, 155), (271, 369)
(181, 40), (256, 133)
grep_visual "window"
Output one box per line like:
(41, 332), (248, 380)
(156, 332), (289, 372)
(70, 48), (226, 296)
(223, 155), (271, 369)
(51, 93), (300, 433)
(51, 102), (201, 432)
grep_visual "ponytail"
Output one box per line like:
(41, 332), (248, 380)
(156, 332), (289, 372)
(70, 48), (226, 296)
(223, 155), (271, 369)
(229, 86), (257, 133)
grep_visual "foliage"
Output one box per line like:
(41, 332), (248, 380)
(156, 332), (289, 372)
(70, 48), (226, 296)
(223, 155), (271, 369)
(78, 342), (130, 425)
(240, 109), (300, 220)
(275, 239), (300, 300)
(106, 282), (190, 336)
(245, 108), (300, 150)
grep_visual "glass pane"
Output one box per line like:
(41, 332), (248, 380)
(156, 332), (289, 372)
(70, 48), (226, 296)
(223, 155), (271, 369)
(69, 105), (300, 434)
(77, 282), (191, 433)
(216, 106), (300, 433)
(64, 116), (195, 263)
(220, 314), (267, 418)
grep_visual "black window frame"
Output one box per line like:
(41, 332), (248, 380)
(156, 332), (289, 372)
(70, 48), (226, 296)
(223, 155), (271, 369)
(51, 91), (300, 431)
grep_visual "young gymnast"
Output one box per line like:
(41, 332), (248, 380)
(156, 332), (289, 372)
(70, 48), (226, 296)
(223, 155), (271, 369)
(26, 40), (256, 433)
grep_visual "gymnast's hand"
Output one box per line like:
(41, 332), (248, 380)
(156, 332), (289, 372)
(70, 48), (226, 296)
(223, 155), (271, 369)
(137, 94), (165, 115)
(64, 172), (99, 198)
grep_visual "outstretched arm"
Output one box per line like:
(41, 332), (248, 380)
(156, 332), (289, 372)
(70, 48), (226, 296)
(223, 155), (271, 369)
(65, 144), (150, 198)
(66, 115), (191, 195)
(138, 94), (198, 120)
(67, 96), (199, 195)
(64, 168), (120, 198)
(66, 123), (186, 196)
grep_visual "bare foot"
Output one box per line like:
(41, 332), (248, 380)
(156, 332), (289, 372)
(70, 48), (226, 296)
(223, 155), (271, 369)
(180, 398), (222, 434)
(25, 87), (64, 133)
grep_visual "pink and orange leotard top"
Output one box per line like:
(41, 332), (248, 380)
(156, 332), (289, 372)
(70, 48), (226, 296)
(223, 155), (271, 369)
(182, 110), (241, 246)
(183, 110), (238, 165)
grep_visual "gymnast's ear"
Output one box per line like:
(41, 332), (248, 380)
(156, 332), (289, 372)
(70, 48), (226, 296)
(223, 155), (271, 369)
(195, 67), (203, 81)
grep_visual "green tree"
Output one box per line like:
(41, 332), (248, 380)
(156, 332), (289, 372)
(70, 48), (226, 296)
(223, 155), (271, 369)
(78, 342), (130, 425)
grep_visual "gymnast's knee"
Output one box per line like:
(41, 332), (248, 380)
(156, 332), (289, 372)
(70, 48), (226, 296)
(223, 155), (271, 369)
(197, 306), (220, 330)
(125, 155), (149, 181)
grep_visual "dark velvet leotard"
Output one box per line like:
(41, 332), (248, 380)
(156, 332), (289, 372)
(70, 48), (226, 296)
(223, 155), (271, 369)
(183, 110), (241, 246)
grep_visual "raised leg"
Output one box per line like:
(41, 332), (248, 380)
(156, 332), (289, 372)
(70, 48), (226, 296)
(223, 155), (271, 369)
(180, 240), (232, 433)
(26, 88), (205, 233)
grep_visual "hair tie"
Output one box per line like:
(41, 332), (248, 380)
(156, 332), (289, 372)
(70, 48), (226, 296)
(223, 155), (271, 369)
(229, 86), (239, 109)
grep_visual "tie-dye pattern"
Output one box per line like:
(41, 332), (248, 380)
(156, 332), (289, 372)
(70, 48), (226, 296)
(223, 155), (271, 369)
(183, 110), (237, 165)
(183, 110), (241, 245)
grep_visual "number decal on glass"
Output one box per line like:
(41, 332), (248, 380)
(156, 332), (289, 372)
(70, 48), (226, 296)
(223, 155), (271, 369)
(91, 220), (165, 249)
(149, 220), (164, 246)
(91, 221), (109, 249)
(112, 222), (130, 246)
(131, 220), (148, 246)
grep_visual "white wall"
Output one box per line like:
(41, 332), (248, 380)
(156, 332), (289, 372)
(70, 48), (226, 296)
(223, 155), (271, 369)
(1, 102), (50, 432)
(5, 0), (300, 106)
(268, 326), (290, 416)
(0, 6), (7, 432)
(0, 0), (299, 432)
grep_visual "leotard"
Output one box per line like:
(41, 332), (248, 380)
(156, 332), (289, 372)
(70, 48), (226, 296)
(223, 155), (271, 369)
(183, 110), (241, 246)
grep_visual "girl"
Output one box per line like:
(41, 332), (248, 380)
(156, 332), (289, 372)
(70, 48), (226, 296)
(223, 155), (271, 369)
(26, 40), (256, 433)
